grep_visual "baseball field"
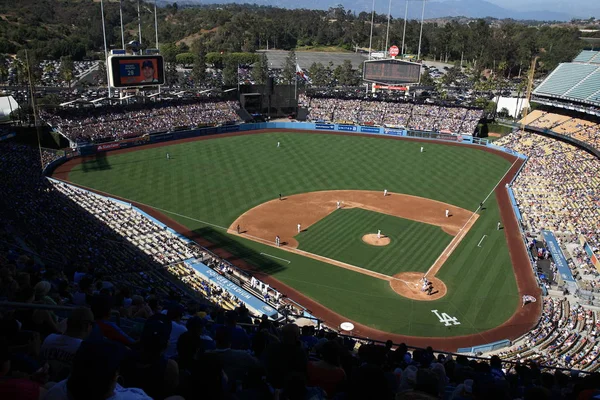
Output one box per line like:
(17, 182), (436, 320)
(54, 130), (540, 349)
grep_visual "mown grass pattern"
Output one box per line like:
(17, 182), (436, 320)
(67, 132), (518, 336)
(297, 208), (452, 276)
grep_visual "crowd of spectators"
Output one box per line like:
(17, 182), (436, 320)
(497, 297), (600, 373)
(40, 100), (240, 143)
(300, 94), (482, 134)
(4, 115), (600, 398)
(495, 131), (600, 297)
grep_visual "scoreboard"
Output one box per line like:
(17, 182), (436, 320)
(108, 55), (165, 88)
(363, 59), (421, 84)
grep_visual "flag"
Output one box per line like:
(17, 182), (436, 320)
(295, 63), (311, 83)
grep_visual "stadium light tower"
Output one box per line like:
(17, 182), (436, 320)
(385, 0), (392, 52)
(401, 0), (409, 56)
(368, 0), (376, 60)
(100, 0), (112, 99)
(417, 0), (427, 61)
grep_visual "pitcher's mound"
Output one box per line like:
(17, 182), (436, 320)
(362, 234), (391, 246)
(390, 272), (447, 301)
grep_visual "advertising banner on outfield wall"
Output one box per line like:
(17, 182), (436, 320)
(337, 124), (357, 132)
(360, 126), (382, 134)
(315, 123), (335, 130)
(384, 129), (403, 136)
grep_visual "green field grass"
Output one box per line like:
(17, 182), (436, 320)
(297, 208), (452, 276)
(65, 131), (519, 337)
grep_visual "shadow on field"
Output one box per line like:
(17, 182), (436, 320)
(193, 226), (286, 276)
(81, 152), (111, 172)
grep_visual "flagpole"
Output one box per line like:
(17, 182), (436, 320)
(417, 0), (426, 61)
(101, 0), (112, 99)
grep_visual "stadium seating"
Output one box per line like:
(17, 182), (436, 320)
(302, 95), (482, 134)
(534, 64), (599, 98)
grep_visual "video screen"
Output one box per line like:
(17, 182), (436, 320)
(109, 55), (165, 88)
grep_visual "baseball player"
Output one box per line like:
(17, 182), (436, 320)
(420, 146), (424, 153)
(275, 235), (280, 247)
(166, 152), (170, 160)
(445, 209), (449, 218)
(279, 193), (282, 201)
(237, 225), (240, 234)
(337, 200), (341, 209)
(384, 189), (388, 197)
(277, 141), (280, 148)
(497, 222), (501, 230)
(297, 223), (301, 233)
(377, 230), (381, 239)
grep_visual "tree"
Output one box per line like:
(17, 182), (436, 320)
(308, 62), (329, 87)
(96, 61), (106, 85)
(281, 50), (297, 84)
(333, 60), (358, 86)
(420, 70), (435, 87)
(175, 52), (195, 66)
(251, 52), (269, 85)
(222, 58), (238, 86)
(191, 52), (206, 87)
(59, 55), (74, 87)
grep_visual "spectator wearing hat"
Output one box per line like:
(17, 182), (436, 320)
(40, 307), (94, 381)
(186, 316), (215, 352)
(44, 340), (152, 400)
(120, 314), (179, 399)
(31, 281), (64, 338)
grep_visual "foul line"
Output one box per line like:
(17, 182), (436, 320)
(477, 235), (487, 247)
(424, 157), (520, 277)
(260, 253), (291, 264)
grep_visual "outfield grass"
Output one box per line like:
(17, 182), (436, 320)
(297, 208), (452, 276)
(65, 131), (518, 337)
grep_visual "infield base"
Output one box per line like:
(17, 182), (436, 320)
(390, 272), (447, 301)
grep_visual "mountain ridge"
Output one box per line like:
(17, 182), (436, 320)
(163, 0), (581, 21)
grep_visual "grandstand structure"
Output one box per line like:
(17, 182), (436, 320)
(532, 50), (600, 116)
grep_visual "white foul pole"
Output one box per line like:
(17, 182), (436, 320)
(385, 0), (392, 52)
(100, 0), (112, 99)
(368, 0), (375, 60)
(417, 0), (426, 60)
(401, 0), (408, 55)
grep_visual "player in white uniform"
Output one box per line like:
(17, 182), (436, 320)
(384, 189), (388, 197)
(445, 209), (449, 218)
(337, 201), (341, 209)
(297, 223), (301, 233)
(377, 230), (381, 239)
(420, 146), (424, 153)
(166, 152), (170, 160)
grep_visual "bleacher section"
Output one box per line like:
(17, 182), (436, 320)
(534, 64), (599, 98)
(533, 51), (600, 107)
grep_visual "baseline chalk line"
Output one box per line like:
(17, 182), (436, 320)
(477, 235), (487, 247)
(260, 253), (291, 264)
